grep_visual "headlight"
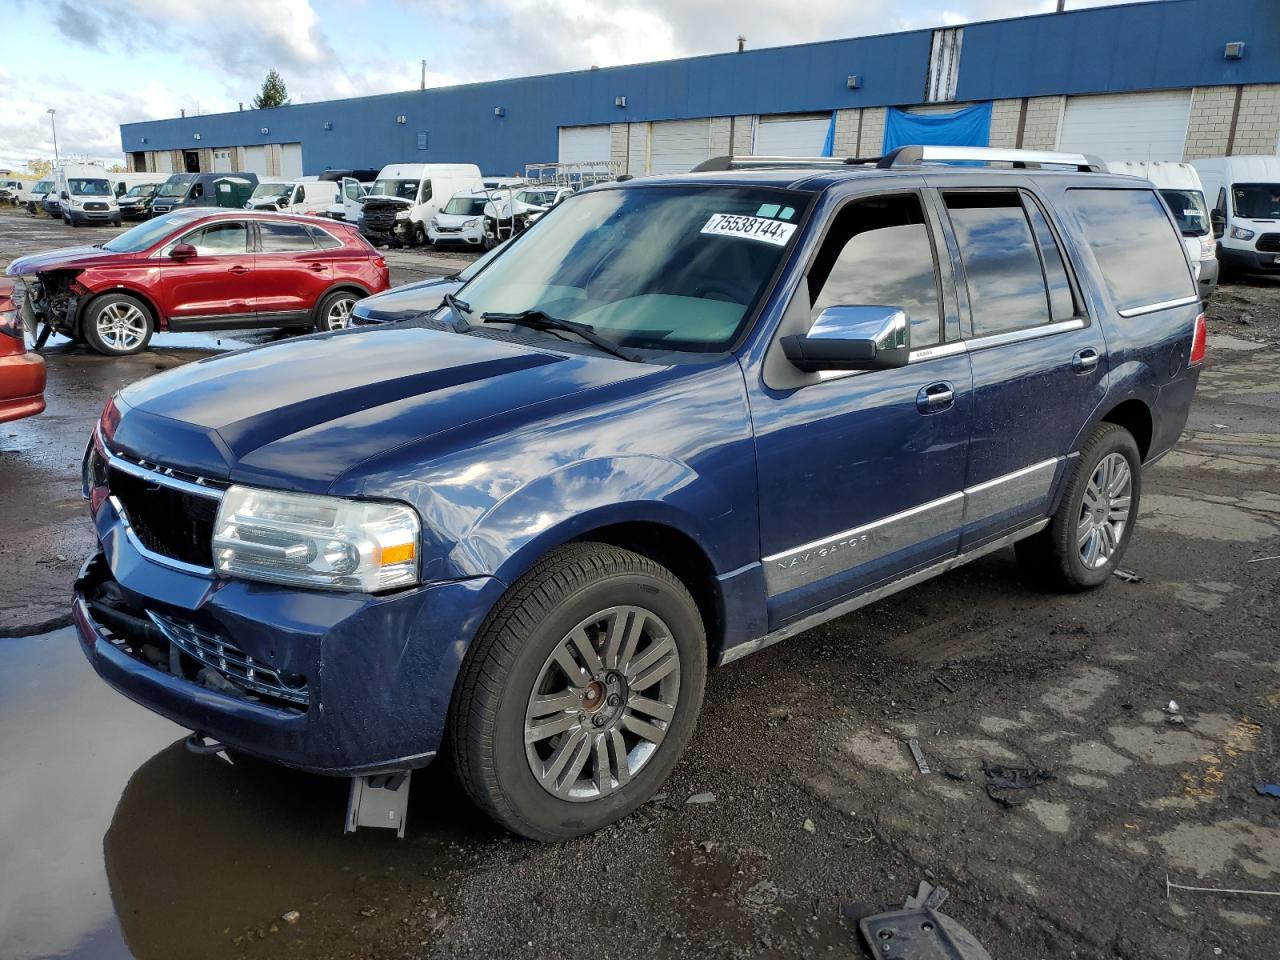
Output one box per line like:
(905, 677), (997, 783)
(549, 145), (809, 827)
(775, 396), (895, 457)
(395, 210), (410, 221)
(213, 486), (420, 592)
(1230, 226), (1255, 241)
(463, 218), (480, 227)
(1199, 235), (1215, 258)
(430, 217), (440, 228)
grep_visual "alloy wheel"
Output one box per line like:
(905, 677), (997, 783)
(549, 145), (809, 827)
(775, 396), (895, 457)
(525, 605), (681, 801)
(95, 302), (149, 352)
(325, 296), (355, 330)
(1077, 452), (1132, 569)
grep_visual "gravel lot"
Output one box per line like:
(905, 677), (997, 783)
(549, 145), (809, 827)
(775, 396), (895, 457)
(1, 206), (1278, 960)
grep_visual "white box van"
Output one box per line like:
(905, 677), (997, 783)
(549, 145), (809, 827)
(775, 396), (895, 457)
(0, 178), (33, 206)
(55, 163), (121, 227)
(360, 163), (483, 246)
(1192, 155), (1280, 278)
(245, 177), (339, 215)
(1105, 160), (1218, 300)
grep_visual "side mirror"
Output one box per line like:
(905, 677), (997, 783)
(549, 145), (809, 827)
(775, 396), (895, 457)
(169, 243), (197, 260)
(1211, 210), (1225, 239)
(781, 305), (911, 373)
(60, 191), (69, 200)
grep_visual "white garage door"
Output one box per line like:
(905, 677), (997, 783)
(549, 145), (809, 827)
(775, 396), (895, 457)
(558, 125), (611, 163)
(241, 146), (267, 176)
(279, 143), (303, 178)
(753, 114), (830, 157)
(1057, 91), (1192, 162)
(649, 119), (711, 175)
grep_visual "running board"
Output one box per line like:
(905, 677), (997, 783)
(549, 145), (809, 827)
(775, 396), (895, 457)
(346, 771), (412, 838)
(719, 520), (1049, 665)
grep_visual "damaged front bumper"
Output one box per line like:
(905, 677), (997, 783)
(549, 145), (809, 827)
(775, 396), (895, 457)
(73, 502), (506, 777)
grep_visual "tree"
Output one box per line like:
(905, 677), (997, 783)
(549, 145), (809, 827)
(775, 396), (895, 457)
(24, 158), (53, 178)
(252, 70), (291, 109)
(107, 163), (126, 173)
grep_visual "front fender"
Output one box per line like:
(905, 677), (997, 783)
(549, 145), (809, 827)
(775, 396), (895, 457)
(454, 455), (738, 586)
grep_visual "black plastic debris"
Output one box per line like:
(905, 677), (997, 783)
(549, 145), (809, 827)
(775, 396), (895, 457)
(981, 760), (1053, 808)
(845, 881), (992, 959)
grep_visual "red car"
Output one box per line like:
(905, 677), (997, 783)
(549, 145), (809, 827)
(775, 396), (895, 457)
(5, 209), (390, 356)
(0, 280), (46, 422)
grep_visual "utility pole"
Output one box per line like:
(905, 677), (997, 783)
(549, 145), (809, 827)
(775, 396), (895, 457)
(47, 109), (59, 165)
(421, 60), (427, 90)
(1056, 0), (1066, 11)
(737, 35), (746, 53)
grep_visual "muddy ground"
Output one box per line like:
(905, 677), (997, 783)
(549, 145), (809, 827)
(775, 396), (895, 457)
(1, 205), (1278, 960)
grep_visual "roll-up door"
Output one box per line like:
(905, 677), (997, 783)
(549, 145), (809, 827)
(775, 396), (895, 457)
(1057, 91), (1192, 162)
(753, 114), (830, 157)
(649, 119), (711, 175)
(558, 125), (612, 163)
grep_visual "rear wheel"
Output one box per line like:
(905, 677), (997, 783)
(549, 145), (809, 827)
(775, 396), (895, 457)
(449, 543), (707, 841)
(1016, 423), (1142, 591)
(313, 290), (357, 331)
(81, 293), (154, 356)
(411, 223), (428, 247)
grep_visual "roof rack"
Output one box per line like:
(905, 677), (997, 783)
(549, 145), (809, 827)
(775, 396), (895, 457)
(692, 155), (880, 172)
(877, 145), (1103, 172)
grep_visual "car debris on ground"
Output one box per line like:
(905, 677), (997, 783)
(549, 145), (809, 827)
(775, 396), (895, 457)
(843, 881), (993, 959)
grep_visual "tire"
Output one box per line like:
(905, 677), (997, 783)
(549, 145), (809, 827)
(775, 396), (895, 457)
(81, 293), (154, 356)
(313, 289), (357, 331)
(449, 543), (707, 841)
(1016, 422), (1142, 591)
(411, 223), (428, 247)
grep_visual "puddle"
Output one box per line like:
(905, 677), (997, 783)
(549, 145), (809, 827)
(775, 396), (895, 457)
(0, 628), (491, 960)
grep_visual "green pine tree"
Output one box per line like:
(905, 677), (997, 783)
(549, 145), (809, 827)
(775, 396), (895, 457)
(252, 70), (290, 109)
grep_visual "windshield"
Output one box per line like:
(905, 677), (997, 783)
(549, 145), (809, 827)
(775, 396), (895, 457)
(1160, 189), (1209, 236)
(124, 183), (159, 198)
(444, 197), (487, 216)
(251, 182), (293, 201)
(1232, 183), (1280, 220)
(103, 215), (194, 253)
(457, 185), (810, 353)
(516, 190), (557, 206)
(68, 178), (111, 196)
(157, 177), (192, 198)
(371, 178), (418, 200)
(34, 180), (53, 193)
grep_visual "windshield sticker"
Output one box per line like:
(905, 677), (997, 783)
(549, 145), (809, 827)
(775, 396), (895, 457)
(701, 213), (797, 246)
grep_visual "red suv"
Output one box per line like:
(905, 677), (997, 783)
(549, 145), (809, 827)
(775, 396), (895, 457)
(0, 280), (46, 422)
(5, 210), (390, 356)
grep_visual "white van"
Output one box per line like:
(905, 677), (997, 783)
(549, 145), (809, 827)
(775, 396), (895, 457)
(55, 163), (121, 227)
(246, 177), (339, 215)
(334, 177), (372, 222)
(0, 178), (33, 206)
(1192, 155), (1280, 278)
(1105, 160), (1218, 300)
(360, 163), (484, 246)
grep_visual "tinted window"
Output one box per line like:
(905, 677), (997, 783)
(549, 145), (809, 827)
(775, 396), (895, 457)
(187, 222), (247, 255)
(1160, 189), (1209, 236)
(945, 192), (1049, 336)
(1231, 183), (1280, 220)
(259, 221), (316, 252)
(808, 194), (942, 348)
(307, 226), (343, 250)
(1024, 198), (1077, 322)
(1068, 189), (1196, 312)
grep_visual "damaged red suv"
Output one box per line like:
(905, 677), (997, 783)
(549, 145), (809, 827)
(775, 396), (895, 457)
(0, 280), (46, 423)
(5, 209), (390, 356)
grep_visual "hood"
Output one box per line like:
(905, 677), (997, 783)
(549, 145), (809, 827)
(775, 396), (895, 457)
(106, 326), (651, 492)
(364, 195), (413, 207)
(6, 245), (121, 276)
(352, 276), (461, 324)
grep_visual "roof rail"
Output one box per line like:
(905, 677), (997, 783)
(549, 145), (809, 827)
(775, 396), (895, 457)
(692, 155), (879, 172)
(877, 145), (1103, 172)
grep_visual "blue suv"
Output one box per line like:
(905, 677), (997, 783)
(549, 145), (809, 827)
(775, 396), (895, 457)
(74, 146), (1205, 840)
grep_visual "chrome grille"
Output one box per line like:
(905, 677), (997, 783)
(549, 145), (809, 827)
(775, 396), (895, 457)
(147, 610), (310, 707)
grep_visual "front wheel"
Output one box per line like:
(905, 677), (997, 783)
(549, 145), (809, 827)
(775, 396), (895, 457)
(449, 543), (707, 841)
(81, 293), (154, 356)
(313, 290), (357, 331)
(1016, 423), (1142, 590)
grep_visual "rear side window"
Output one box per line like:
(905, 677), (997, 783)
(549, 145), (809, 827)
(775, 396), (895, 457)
(1067, 189), (1196, 313)
(307, 225), (344, 249)
(259, 221), (317, 252)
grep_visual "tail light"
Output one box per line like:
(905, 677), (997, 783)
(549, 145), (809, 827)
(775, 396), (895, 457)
(373, 257), (387, 269)
(1189, 313), (1207, 366)
(0, 305), (19, 341)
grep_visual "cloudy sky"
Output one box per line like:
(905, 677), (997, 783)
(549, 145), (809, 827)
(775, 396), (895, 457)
(0, 0), (1149, 170)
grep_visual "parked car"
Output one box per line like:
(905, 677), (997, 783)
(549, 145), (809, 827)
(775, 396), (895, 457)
(5, 209), (389, 355)
(1192, 155), (1280, 278)
(70, 146), (1203, 842)
(26, 178), (55, 216)
(246, 178), (339, 215)
(481, 185), (574, 248)
(327, 178), (370, 221)
(1105, 160), (1218, 300)
(55, 162), (122, 227)
(0, 178), (33, 206)
(110, 172), (169, 200)
(360, 163), (483, 247)
(427, 190), (490, 246)
(351, 241), (505, 325)
(118, 182), (164, 220)
(150, 173), (260, 216)
(0, 280), (46, 423)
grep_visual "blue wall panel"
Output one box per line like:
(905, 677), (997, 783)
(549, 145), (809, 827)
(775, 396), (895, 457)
(121, 0), (1280, 176)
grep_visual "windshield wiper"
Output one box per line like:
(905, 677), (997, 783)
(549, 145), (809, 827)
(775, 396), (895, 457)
(442, 292), (472, 332)
(481, 309), (638, 362)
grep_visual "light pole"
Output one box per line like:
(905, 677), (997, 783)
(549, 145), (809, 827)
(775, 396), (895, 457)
(47, 108), (59, 166)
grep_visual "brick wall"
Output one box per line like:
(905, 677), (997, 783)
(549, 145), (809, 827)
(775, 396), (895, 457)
(857, 108), (887, 155)
(832, 109), (860, 156)
(1231, 83), (1280, 155)
(708, 117), (731, 156)
(989, 99), (1022, 148)
(626, 123), (648, 176)
(1020, 96), (1063, 151)
(1184, 85), (1234, 159)
(609, 124), (628, 166)
(730, 116), (753, 155)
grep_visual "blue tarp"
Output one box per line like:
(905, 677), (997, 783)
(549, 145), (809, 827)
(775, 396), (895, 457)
(821, 112), (836, 157)
(882, 102), (992, 152)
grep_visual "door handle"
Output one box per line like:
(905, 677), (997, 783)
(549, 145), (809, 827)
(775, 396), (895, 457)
(229, 265), (249, 275)
(307, 262), (326, 272)
(1072, 347), (1100, 373)
(916, 381), (954, 414)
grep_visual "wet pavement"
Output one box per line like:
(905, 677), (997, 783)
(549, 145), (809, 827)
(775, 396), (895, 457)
(2, 207), (1279, 959)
